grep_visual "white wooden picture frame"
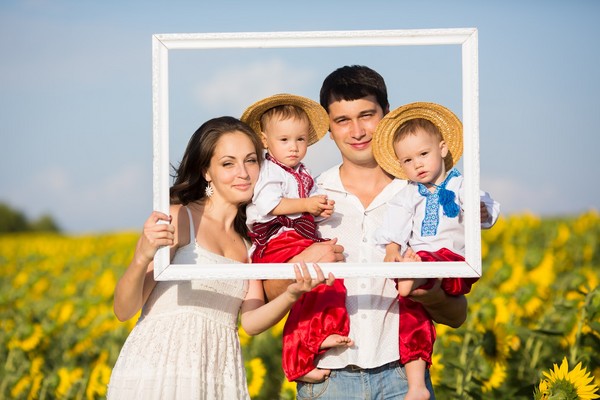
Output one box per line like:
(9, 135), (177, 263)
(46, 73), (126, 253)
(152, 28), (481, 280)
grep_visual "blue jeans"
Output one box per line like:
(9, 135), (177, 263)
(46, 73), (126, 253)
(296, 361), (435, 400)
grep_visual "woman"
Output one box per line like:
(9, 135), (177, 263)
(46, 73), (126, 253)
(107, 116), (333, 399)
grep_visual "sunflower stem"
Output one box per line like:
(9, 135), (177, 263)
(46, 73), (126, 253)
(519, 335), (535, 379)
(456, 330), (473, 395)
(530, 338), (543, 371)
(570, 289), (590, 364)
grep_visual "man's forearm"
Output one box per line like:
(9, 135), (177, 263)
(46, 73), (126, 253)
(263, 279), (294, 302)
(425, 293), (467, 328)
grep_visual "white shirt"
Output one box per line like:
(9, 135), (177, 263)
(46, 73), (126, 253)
(314, 164), (407, 369)
(374, 173), (500, 256)
(246, 157), (324, 225)
(246, 158), (323, 256)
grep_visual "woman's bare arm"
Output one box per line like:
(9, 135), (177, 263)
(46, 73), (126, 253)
(241, 263), (334, 335)
(113, 210), (178, 321)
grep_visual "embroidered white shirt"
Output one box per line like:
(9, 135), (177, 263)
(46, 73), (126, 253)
(374, 174), (500, 255)
(314, 164), (408, 369)
(246, 157), (324, 224)
(246, 157), (323, 255)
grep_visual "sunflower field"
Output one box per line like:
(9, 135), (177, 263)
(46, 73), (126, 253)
(1, 211), (599, 399)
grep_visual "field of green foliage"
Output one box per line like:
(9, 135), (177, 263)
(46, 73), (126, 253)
(1, 212), (598, 399)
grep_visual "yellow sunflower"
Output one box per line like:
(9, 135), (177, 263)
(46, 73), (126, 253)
(238, 326), (251, 347)
(280, 377), (297, 399)
(527, 252), (555, 295)
(552, 224), (571, 248)
(482, 362), (507, 392)
(478, 322), (512, 366)
(429, 353), (444, 386)
(270, 314), (288, 338)
(8, 323), (44, 352)
(534, 357), (599, 400)
(498, 261), (525, 294)
(246, 357), (266, 398)
(85, 351), (112, 399)
(56, 367), (84, 398)
(474, 321), (512, 392)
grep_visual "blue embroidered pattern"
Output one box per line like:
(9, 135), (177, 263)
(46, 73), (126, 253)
(418, 169), (461, 236)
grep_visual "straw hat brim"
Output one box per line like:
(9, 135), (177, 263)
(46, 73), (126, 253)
(372, 102), (463, 180)
(240, 94), (329, 146)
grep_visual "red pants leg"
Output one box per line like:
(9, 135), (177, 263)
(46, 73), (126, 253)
(398, 296), (436, 366)
(253, 230), (348, 382)
(417, 248), (479, 296)
(398, 248), (479, 366)
(282, 279), (348, 381)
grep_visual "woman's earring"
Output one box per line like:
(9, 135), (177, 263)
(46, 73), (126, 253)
(205, 182), (214, 198)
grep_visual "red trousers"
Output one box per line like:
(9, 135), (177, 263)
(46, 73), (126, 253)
(398, 248), (479, 366)
(259, 237), (478, 380)
(253, 230), (349, 382)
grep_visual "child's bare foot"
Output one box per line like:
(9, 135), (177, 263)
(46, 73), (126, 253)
(320, 334), (354, 349)
(397, 279), (416, 297)
(397, 250), (425, 296)
(405, 385), (430, 400)
(296, 367), (331, 383)
(401, 249), (422, 262)
(397, 277), (430, 297)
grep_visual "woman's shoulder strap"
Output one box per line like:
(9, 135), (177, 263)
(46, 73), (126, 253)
(184, 206), (196, 242)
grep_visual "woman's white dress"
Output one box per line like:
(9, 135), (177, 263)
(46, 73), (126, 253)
(107, 209), (250, 400)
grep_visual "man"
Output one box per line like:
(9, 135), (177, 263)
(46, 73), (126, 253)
(265, 65), (467, 399)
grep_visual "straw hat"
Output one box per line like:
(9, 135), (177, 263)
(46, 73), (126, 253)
(372, 102), (463, 180)
(241, 94), (329, 146)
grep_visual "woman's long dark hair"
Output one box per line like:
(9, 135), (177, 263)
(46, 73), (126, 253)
(170, 116), (264, 238)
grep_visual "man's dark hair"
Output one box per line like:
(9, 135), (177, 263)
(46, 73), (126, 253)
(319, 65), (389, 113)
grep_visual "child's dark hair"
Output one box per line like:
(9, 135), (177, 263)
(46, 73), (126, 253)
(319, 65), (389, 113)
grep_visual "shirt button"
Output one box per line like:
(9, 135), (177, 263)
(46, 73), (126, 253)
(361, 314), (367, 319)
(361, 283), (367, 289)
(362, 238), (367, 243)
(361, 259), (367, 263)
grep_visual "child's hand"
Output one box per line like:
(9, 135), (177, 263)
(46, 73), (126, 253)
(318, 199), (335, 219)
(384, 252), (402, 262)
(384, 242), (402, 262)
(480, 201), (491, 224)
(305, 195), (334, 217)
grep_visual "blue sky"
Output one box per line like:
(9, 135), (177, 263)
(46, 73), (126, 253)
(0, 0), (598, 234)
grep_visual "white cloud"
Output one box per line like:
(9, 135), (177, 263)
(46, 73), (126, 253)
(194, 58), (316, 114)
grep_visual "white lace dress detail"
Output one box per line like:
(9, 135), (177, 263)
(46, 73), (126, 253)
(107, 208), (250, 400)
